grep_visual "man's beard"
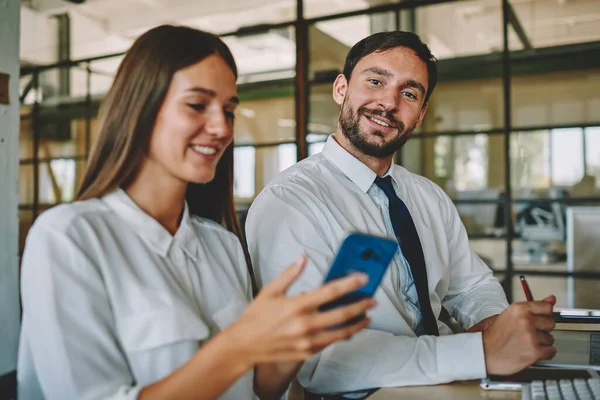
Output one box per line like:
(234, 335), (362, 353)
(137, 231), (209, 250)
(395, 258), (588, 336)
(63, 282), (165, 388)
(339, 99), (415, 158)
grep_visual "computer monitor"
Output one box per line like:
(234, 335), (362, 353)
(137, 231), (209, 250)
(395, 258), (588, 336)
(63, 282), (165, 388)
(513, 191), (568, 264)
(566, 206), (600, 307)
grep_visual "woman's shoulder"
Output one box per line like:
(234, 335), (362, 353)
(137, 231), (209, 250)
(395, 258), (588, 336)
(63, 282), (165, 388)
(30, 198), (110, 236)
(188, 215), (241, 245)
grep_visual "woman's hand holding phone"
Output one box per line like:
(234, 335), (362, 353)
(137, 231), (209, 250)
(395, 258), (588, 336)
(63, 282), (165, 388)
(223, 255), (376, 367)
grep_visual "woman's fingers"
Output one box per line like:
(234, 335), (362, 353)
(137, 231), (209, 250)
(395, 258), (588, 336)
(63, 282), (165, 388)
(258, 255), (307, 298)
(298, 273), (369, 310)
(301, 298), (376, 333)
(265, 317), (371, 363)
(299, 317), (371, 353)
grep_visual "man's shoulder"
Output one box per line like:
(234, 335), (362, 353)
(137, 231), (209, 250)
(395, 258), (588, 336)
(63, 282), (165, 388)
(264, 152), (329, 192)
(249, 152), (336, 217)
(392, 164), (448, 199)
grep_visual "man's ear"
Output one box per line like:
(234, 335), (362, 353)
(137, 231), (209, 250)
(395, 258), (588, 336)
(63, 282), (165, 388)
(415, 102), (429, 129)
(332, 74), (348, 106)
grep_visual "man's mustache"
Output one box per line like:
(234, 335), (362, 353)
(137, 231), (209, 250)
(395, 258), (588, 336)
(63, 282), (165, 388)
(358, 106), (403, 131)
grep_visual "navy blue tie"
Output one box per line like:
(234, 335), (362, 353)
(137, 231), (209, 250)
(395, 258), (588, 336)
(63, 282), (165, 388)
(374, 176), (439, 336)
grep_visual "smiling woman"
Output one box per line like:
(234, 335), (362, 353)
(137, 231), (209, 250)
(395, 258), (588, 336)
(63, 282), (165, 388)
(17, 24), (375, 400)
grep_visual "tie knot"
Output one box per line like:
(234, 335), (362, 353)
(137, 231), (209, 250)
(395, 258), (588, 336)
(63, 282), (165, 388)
(374, 175), (394, 192)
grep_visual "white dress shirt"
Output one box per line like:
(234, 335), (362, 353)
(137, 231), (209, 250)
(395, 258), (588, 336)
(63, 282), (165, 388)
(18, 189), (254, 400)
(246, 135), (509, 393)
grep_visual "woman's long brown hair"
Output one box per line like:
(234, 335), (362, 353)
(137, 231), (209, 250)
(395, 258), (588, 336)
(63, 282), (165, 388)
(76, 25), (257, 294)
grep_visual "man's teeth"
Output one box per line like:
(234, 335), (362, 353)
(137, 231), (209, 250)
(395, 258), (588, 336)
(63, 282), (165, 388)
(192, 145), (217, 155)
(370, 117), (390, 127)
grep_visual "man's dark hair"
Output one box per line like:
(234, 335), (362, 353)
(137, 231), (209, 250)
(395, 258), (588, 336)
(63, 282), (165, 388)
(342, 31), (438, 104)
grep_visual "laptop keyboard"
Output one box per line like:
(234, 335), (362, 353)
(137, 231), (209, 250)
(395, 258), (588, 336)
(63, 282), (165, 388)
(522, 378), (600, 399)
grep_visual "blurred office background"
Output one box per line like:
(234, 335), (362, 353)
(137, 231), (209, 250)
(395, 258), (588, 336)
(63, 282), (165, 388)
(17, 0), (600, 307)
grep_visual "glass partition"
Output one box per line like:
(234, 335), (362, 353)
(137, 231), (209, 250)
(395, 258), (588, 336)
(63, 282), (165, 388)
(19, 0), (600, 301)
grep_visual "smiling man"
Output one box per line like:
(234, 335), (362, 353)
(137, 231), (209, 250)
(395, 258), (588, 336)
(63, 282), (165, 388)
(246, 32), (557, 397)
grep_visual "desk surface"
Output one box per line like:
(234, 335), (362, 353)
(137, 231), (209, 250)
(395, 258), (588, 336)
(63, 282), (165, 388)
(369, 380), (522, 400)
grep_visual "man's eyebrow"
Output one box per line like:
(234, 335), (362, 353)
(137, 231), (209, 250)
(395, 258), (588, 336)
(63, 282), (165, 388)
(361, 66), (393, 78)
(185, 87), (240, 104)
(360, 68), (427, 95)
(403, 79), (426, 95)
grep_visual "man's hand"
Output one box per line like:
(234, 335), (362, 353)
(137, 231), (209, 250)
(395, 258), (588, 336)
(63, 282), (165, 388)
(482, 295), (557, 376)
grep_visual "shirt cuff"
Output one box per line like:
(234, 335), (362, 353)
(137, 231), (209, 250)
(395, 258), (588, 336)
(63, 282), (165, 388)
(436, 332), (487, 381)
(110, 385), (143, 400)
(465, 305), (507, 330)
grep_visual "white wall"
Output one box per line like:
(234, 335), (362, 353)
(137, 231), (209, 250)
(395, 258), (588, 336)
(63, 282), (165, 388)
(0, 0), (21, 376)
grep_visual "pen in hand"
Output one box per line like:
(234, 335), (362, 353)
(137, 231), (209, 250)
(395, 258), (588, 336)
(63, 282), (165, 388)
(519, 275), (534, 302)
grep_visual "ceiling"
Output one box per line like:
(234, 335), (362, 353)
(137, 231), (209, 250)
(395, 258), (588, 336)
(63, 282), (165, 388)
(20, 0), (600, 76)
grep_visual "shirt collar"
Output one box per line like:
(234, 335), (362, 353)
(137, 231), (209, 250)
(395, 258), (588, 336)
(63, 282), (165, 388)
(322, 135), (399, 193)
(102, 188), (199, 261)
(322, 135), (378, 193)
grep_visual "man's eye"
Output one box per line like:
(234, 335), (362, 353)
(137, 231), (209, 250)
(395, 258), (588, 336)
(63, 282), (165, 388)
(404, 92), (417, 100)
(225, 111), (235, 122)
(368, 79), (381, 86)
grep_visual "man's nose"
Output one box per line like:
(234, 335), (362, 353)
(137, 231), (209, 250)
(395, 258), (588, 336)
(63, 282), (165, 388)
(376, 88), (399, 112)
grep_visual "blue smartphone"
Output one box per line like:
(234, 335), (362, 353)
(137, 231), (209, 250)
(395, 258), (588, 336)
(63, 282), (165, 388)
(318, 232), (399, 325)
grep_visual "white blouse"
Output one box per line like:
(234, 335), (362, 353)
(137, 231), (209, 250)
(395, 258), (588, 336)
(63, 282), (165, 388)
(18, 189), (254, 400)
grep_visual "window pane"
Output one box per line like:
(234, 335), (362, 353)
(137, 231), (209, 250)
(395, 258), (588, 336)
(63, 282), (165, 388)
(470, 238), (507, 271)
(36, 69), (60, 105)
(510, 0), (600, 48)
(510, 131), (550, 194)
(304, 0), (400, 20)
(584, 127), (600, 194)
(69, 67), (90, 99)
(39, 159), (85, 205)
(19, 210), (33, 255)
(405, 134), (504, 200)
(567, 206), (600, 277)
(417, 0), (505, 59)
(235, 144), (300, 201)
(234, 147), (256, 199)
(19, 164), (34, 205)
(309, 83), (337, 142)
(20, 75), (38, 106)
(36, 118), (88, 159)
(551, 128), (584, 187)
(224, 27), (296, 83)
(512, 70), (600, 128)
(403, 134), (505, 237)
(235, 93), (295, 145)
(254, 145), (297, 196)
(422, 78), (505, 132)
(512, 276), (600, 309)
(309, 12), (396, 81)
(20, 116), (33, 160)
(513, 197), (567, 269)
(308, 133), (328, 156)
(456, 201), (505, 238)
(277, 143), (297, 173)
(453, 135), (489, 191)
(87, 56), (123, 97)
